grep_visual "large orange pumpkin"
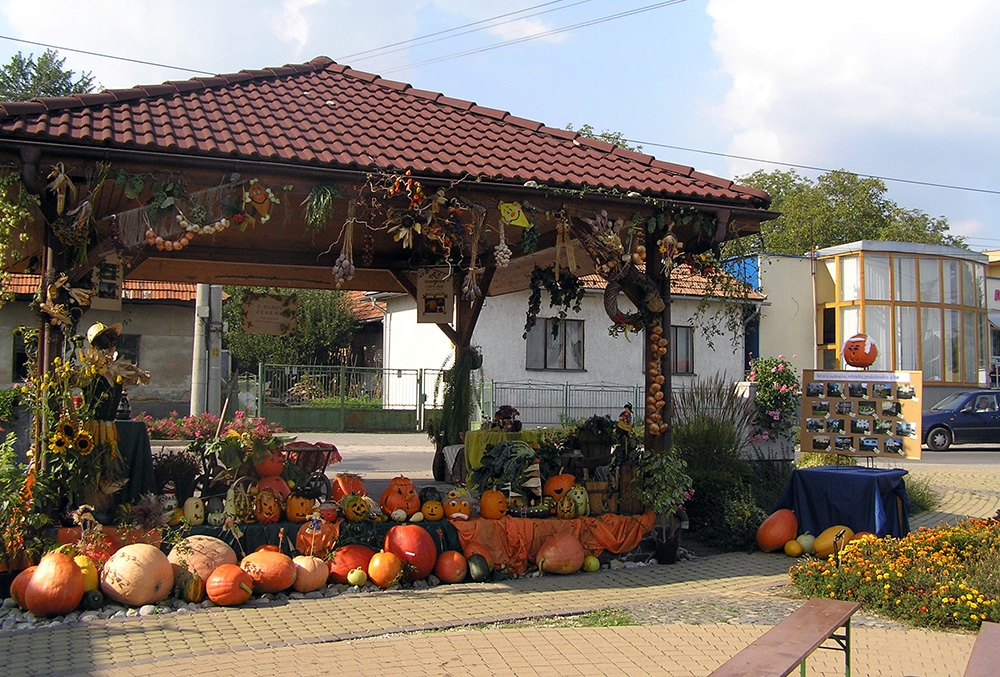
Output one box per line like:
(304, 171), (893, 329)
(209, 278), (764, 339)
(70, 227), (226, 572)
(367, 551), (403, 588)
(25, 552), (84, 617)
(254, 450), (286, 477)
(535, 533), (585, 575)
(9, 565), (36, 610)
(330, 473), (367, 503)
(205, 564), (254, 606)
(101, 543), (174, 606)
(543, 474), (577, 501)
(384, 524), (437, 582)
(479, 490), (508, 520)
(257, 475), (291, 501)
(756, 509), (798, 553)
(379, 475), (421, 517)
(291, 555), (328, 593)
(167, 535), (238, 581)
(295, 520), (338, 558)
(434, 551), (468, 584)
(327, 544), (376, 584)
(240, 550), (297, 593)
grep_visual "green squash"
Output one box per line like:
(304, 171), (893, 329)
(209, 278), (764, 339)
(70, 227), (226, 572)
(466, 554), (491, 582)
(79, 589), (104, 611)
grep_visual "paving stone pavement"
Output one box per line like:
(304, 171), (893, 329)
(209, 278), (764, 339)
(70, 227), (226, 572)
(1, 456), (995, 676)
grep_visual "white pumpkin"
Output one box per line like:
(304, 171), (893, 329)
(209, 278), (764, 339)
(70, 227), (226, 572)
(183, 497), (205, 525)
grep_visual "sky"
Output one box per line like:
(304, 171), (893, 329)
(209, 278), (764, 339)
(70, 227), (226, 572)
(0, 0), (997, 250)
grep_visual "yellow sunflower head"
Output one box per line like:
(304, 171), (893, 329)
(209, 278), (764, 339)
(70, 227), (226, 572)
(48, 432), (69, 454)
(74, 430), (94, 456)
(58, 417), (78, 439)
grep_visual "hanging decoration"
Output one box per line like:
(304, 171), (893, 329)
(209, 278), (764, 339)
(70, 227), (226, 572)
(243, 179), (280, 223)
(46, 163), (77, 216)
(493, 215), (511, 268)
(552, 208), (577, 277)
(417, 267), (455, 323)
(461, 210), (485, 303)
(331, 201), (357, 288)
(498, 202), (531, 228)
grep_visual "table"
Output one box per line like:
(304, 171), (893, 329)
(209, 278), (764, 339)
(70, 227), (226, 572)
(774, 466), (910, 537)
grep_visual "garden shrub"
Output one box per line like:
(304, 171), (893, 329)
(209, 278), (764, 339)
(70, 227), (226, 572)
(905, 475), (939, 515)
(797, 451), (857, 468)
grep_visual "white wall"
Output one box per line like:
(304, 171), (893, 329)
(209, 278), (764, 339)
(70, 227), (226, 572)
(756, 255), (817, 375)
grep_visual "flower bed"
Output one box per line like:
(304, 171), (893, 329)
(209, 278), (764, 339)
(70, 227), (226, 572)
(789, 518), (1000, 630)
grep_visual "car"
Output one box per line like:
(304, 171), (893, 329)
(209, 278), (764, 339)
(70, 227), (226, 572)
(922, 390), (1000, 451)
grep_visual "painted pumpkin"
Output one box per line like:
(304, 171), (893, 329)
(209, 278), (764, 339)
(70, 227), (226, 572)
(25, 553), (84, 617)
(101, 543), (174, 606)
(183, 497), (205, 525)
(444, 497), (471, 520)
(341, 493), (370, 522)
(317, 501), (340, 522)
(479, 490), (508, 520)
(257, 475), (291, 501)
(379, 475), (421, 517)
(205, 564), (254, 606)
(843, 333), (878, 368)
(421, 500), (445, 522)
(240, 550), (297, 593)
(543, 474), (577, 501)
(328, 544), (376, 585)
(295, 519), (338, 559)
(384, 524), (437, 582)
(556, 494), (579, 520)
(756, 509), (798, 553)
(367, 551), (403, 588)
(433, 551), (467, 584)
(285, 492), (315, 523)
(566, 484), (589, 517)
(330, 473), (367, 503)
(167, 535), (238, 582)
(206, 497), (226, 526)
(254, 489), (283, 524)
(254, 450), (286, 477)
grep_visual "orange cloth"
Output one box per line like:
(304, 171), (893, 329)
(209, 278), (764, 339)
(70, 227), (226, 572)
(452, 510), (656, 567)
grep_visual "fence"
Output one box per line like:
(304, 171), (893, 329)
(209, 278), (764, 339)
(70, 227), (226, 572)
(482, 381), (646, 428)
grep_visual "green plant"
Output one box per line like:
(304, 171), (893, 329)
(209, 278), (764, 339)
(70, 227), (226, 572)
(469, 440), (537, 493)
(151, 448), (201, 501)
(435, 346), (482, 447)
(797, 451), (857, 468)
(905, 475), (939, 515)
(0, 386), (20, 430)
(673, 416), (747, 474)
(635, 448), (692, 516)
(303, 183), (346, 234)
(572, 414), (618, 444)
(0, 432), (52, 569)
(523, 264), (585, 339)
(747, 354), (801, 443)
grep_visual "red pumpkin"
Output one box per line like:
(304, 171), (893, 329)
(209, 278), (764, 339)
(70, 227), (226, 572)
(843, 333), (878, 368)
(367, 551), (403, 588)
(295, 520), (338, 558)
(254, 450), (286, 477)
(254, 489), (283, 524)
(9, 565), (37, 610)
(444, 497), (471, 520)
(462, 542), (495, 572)
(330, 473), (367, 503)
(240, 550), (297, 593)
(535, 533), (585, 575)
(291, 555), (328, 593)
(479, 490), (508, 520)
(167, 535), (237, 582)
(434, 551), (468, 584)
(285, 493), (315, 523)
(257, 475), (291, 501)
(384, 524), (437, 582)
(205, 564), (254, 606)
(543, 474), (577, 501)
(756, 509), (798, 553)
(100, 543), (174, 607)
(25, 552), (84, 617)
(379, 475), (421, 517)
(317, 502), (340, 522)
(327, 544), (376, 585)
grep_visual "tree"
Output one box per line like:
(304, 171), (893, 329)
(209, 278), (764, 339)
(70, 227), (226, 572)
(565, 123), (642, 152)
(221, 287), (359, 373)
(734, 169), (965, 255)
(0, 49), (95, 101)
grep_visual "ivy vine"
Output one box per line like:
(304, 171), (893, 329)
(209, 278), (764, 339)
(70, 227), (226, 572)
(523, 264), (585, 339)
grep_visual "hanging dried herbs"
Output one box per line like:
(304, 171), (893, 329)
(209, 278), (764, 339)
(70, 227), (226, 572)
(523, 264), (585, 339)
(304, 184), (346, 234)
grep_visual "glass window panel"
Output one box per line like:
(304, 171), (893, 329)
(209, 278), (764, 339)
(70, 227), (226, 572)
(545, 321), (565, 370)
(943, 260), (961, 305)
(866, 305), (891, 370)
(864, 254), (891, 300)
(840, 306), (860, 367)
(962, 261), (977, 308)
(672, 326), (694, 375)
(895, 306), (919, 371)
(565, 320), (584, 370)
(893, 256), (917, 302)
(839, 255), (860, 302)
(975, 264), (986, 309)
(944, 308), (961, 382)
(964, 311), (978, 384)
(525, 323), (544, 369)
(919, 258), (940, 302)
(921, 307), (942, 382)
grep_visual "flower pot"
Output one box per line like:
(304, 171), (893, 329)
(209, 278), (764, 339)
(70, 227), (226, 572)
(655, 536), (679, 565)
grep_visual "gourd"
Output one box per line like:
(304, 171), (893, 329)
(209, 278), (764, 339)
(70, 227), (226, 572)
(433, 551), (467, 584)
(367, 551), (403, 588)
(205, 564), (254, 606)
(346, 567), (368, 586)
(240, 550), (297, 593)
(463, 542), (494, 572)
(543, 474), (576, 501)
(291, 555), (328, 593)
(9, 565), (36, 610)
(74, 554), (99, 592)
(756, 509), (798, 553)
(79, 589), (104, 610)
(479, 490), (508, 520)
(174, 568), (206, 603)
(566, 484), (589, 517)
(813, 525), (855, 559)
(327, 545), (376, 585)
(167, 535), (238, 581)
(783, 539), (804, 557)
(466, 554), (491, 582)
(535, 533), (585, 575)
(582, 555), (601, 572)
(26, 555), (81, 617)
(384, 524), (437, 582)
(101, 543), (174, 606)
(795, 532), (816, 554)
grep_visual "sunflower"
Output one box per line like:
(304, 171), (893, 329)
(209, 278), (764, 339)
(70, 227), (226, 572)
(74, 429), (94, 456)
(58, 416), (78, 440)
(48, 432), (70, 454)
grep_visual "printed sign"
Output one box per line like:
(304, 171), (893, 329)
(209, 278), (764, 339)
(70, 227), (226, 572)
(416, 268), (454, 324)
(241, 292), (297, 335)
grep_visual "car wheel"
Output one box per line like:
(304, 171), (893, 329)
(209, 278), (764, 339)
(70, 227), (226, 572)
(926, 426), (952, 451)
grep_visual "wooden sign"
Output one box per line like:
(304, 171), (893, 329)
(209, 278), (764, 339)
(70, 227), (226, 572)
(416, 268), (454, 324)
(90, 256), (122, 311)
(241, 292), (297, 335)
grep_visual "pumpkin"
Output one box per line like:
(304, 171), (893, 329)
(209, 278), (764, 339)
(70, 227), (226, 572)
(535, 533), (585, 575)
(466, 554), (491, 582)
(24, 552), (83, 617)
(462, 542), (495, 572)
(444, 497), (471, 520)
(346, 567), (367, 586)
(384, 524), (437, 582)
(174, 568), (206, 603)
(183, 497), (205, 525)
(255, 544), (281, 553)
(295, 520), (338, 558)
(367, 551), (403, 588)
(341, 493), (370, 522)
(379, 475), (421, 517)
(328, 545), (376, 585)
(9, 565), (36, 610)
(556, 494), (579, 520)
(168, 535), (238, 582)
(418, 486), (443, 504)
(543, 474), (577, 501)
(286, 492), (316, 523)
(479, 490), (508, 520)
(257, 475), (291, 501)
(240, 550), (297, 593)
(421, 500), (445, 521)
(783, 539), (804, 557)
(205, 564), (254, 606)
(206, 497), (226, 526)
(101, 543), (174, 606)
(433, 551), (467, 584)
(582, 555), (601, 572)
(166, 508), (184, 527)
(566, 484), (589, 517)
(254, 450), (286, 477)
(79, 589), (104, 610)
(254, 489), (283, 524)
(795, 532), (816, 554)
(330, 473), (367, 503)
(317, 502), (340, 522)
(813, 525), (855, 559)
(756, 509), (798, 553)
(843, 333), (878, 368)
(74, 554), (99, 592)
(292, 555), (328, 593)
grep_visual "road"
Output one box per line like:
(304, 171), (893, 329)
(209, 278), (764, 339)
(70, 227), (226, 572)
(910, 447), (1000, 465)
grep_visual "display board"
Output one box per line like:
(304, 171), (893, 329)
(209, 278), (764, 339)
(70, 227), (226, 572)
(800, 369), (923, 460)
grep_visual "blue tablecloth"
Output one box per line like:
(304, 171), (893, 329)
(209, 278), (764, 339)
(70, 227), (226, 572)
(775, 466), (910, 537)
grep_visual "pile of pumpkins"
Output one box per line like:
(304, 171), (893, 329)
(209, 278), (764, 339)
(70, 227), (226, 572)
(756, 508), (875, 558)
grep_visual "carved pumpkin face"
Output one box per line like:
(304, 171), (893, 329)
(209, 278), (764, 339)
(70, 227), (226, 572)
(557, 494), (579, 520)
(254, 489), (282, 524)
(444, 497), (472, 520)
(843, 333), (877, 368)
(317, 502), (340, 523)
(331, 473), (367, 503)
(286, 494), (315, 523)
(183, 497), (205, 525)
(206, 497), (226, 526)
(421, 500), (445, 521)
(543, 474), (577, 501)
(341, 494), (370, 522)
(380, 476), (421, 517)
(479, 490), (508, 520)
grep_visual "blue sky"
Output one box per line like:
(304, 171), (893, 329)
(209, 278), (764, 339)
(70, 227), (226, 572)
(1, 0), (997, 250)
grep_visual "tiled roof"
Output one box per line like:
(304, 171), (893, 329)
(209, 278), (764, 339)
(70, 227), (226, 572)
(580, 265), (765, 300)
(347, 291), (385, 322)
(0, 57), (769, 207)
(5, 274), (199, 301)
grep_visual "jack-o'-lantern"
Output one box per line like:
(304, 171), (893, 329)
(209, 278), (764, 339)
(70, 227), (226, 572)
(183, 497), (206, 526)
(285, 492), (315, 523)
(843, 333), (878, 368)
(543, 474), (577, 501)
(380, 475), (421, 517)
(479, 490), (508, 520)
(556, 494), (579, 520)
(421, 500), (445, 521)
(206, 497), (226, 526)
(566, 485), (589, 518)
(341, 493), (370, 522)
(330, 473), (367, 503)
(254, 489), (283, 524)
(444, 497), (472, 520)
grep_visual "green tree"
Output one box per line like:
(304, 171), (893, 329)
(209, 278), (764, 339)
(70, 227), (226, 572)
(735, 169), (965, 254)
(565, 123), (642, 152)
(0, 49), (96, 101)
(222, 287), (359, 372)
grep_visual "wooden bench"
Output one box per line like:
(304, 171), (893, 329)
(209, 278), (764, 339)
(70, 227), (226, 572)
(963, 621), (1000, 676)
(709, 598), (862, 677)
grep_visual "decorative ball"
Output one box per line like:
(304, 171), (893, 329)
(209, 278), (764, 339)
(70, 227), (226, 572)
(843, 334), (878, 368)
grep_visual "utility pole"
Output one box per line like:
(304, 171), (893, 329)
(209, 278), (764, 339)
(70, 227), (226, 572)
(190, 284), (223, 416)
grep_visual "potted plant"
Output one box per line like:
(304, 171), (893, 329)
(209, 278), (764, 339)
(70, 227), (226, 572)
(573, 414), (617, 460)
(617, 444), (692, 563)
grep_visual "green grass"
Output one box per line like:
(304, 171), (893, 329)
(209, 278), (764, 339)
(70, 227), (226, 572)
(905, 474), (939, 514)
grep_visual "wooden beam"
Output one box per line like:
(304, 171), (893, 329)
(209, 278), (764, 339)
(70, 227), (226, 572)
(458, 266), (495, 348)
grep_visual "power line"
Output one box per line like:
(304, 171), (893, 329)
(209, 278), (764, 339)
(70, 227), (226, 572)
(0, 34), (214, 77)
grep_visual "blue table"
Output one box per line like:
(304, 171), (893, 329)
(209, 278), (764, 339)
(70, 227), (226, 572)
(775, 466), (910, 537)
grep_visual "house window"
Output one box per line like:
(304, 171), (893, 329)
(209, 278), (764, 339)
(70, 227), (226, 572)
(672, 326), (694, 375)
(116, 334), (141, 366)
(525, 319), (584, 371)
(12, 332), (28, 381)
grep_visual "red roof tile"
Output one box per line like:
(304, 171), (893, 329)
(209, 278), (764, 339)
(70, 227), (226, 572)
(0, 57), (769, 207)
(5, 274), (199, 301)
(348, 291), (386, 322)
(580, 265), (764, 300)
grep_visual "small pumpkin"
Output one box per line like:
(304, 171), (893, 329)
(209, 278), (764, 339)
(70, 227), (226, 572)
(317, 501), (340, 522)
(240, 550), (297, 593)
(756, 509), (798, 553)
(292, 555), (328, 593)
(74, 554), (99, 592)
(79, 589), (104, 610)
(174, 568), (206, 603)
(421, 500), (445, 521)
(285, 492), (315, 523)
(205, 564), (254, 606)
(466, 553), (491, 582)
(433, 551), (467, 584)
(295, 519), (338, 558)
(25, 552), (84, 617)
(367, 551), (403, 588)
(183, 497), (205, 525)
(9, 565), (36, 610)
(166, 508), (184, 526)
(556, 494), (579, 520)
(330, 473), (367, 503)
(346, 567), (367, 586)
(479, 490), (508, 520)
(843, 333), (878, 368)
(254, 489), (283, 524)
(783, 539), (804, 557)
(444, 497), (471, 520)
(795, 532), (816, 554)
(543, 473), (577, 501)
(341, 493), (370, 522)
